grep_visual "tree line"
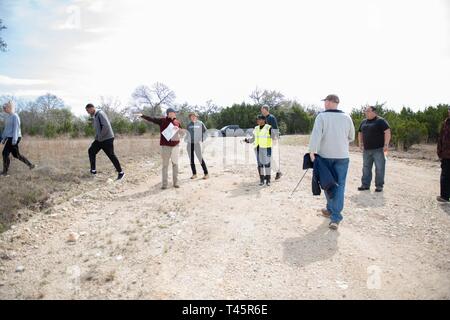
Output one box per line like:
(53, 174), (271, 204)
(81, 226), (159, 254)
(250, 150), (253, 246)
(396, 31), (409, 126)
(0, 84), (448, 151)
(350, 103), (449, 151)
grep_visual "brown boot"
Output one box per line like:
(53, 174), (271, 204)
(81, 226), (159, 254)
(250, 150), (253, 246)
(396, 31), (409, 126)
(321, 209), (331, 218)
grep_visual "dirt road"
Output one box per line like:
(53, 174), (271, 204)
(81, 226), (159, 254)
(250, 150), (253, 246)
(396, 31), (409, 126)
(0, 136), (449, 299)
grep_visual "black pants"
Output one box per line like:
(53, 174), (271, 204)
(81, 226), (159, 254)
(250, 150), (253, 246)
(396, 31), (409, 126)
(88, 138), (122, 173)
(2, 137), (33, 174)
(441, 159), (450, 201)
(187, 143), (208, 175)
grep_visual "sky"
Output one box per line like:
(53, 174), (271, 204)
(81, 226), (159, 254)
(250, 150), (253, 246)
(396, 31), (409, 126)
(0, 0), (449, 115)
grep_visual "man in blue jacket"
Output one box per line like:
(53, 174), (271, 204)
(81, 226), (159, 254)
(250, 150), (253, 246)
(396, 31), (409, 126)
(308, 95), (355, 230)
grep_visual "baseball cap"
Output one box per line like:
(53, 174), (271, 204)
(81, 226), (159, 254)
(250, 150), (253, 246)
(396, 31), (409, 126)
(321, 94), (340, 104)
(166, 108), (177, 115)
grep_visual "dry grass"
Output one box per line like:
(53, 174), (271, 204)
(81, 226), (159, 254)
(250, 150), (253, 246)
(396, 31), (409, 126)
(0, 135), (159, 232)
(279, 134), (310, 146)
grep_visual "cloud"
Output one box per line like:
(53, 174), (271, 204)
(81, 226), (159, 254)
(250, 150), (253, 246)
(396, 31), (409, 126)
(1, 0), (450, 115)
(0, 75), (50, 86)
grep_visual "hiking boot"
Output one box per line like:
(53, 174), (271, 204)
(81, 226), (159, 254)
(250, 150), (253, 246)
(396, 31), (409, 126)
(203, 174), (209, 180)
(375, 187), (383, 193)
(358, 186), (370, 191)
(436, 196), (449, 203)
(321, 209), (331, 218)
(117, 172), (125, 180)
(259, 175), (265, 186)
(190, 174), (197, 179)
(329, 222), (339, 230)
(275, 172), (282, 180)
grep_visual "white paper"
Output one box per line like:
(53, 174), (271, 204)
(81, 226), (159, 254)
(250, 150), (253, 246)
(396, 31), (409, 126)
(162, 122), (178, 141)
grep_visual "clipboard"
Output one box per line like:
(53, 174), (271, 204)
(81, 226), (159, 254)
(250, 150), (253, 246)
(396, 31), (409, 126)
(162, 122), (179, 141)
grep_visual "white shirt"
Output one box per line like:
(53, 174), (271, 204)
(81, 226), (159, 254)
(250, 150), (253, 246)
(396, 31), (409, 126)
(308, 110), (355, 159)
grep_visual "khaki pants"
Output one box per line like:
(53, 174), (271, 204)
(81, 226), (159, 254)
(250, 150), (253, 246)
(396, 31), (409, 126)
(161, 145), (179, 187)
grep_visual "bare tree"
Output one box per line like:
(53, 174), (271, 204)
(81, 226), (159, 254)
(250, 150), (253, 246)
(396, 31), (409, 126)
(260, 89), (285, 109)
(153, 82), (176, 108)
(249, 87), (264, 105)
(197, 99), (220, 122)
(131, 82), (176, 116)
(99, 96), (125, 121)
(0, 19), (7, 52)
(250, 87), (286, 109)
(35, 93), (65, 113)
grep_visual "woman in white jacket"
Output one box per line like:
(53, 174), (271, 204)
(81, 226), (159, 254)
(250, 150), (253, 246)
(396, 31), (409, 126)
(1, 101), (34, 176)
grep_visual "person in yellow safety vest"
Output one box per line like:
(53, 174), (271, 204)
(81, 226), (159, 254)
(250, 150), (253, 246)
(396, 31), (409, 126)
(244, 114), (273, 186)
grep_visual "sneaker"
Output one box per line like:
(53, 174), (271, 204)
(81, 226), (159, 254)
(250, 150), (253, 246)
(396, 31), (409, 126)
(1, 172), (8, 177)
(29, 164), (36, 170)
(321, 209), (331, 218)
(358, 186), (370, 191)
(375, 188), (383, 193)
(117, 172), (125, 180)
(203, 174), (209, 180)
(329, 222), (339, 230)
(436, 196), (450, 203)
(174, 184), (180, 188)
(190, 174), (197, 179)
(161, 185), (168, 190)
(266, 180), (271, 186)
(275, 172), (282, 180)
(90, 169), (97, 175)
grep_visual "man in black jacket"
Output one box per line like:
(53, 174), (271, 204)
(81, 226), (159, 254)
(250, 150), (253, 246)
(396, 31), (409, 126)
(261, 106), (282, 180)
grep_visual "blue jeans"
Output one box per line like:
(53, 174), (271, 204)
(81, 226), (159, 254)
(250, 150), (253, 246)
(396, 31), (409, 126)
(322, 158), (350, 223)
(361, 148), (386, 189)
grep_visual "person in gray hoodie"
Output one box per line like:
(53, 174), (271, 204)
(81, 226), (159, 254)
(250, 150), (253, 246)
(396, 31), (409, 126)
(185, 112), (209, 179)
(85, 103), (124, 180)
(1, 101), (35, 176)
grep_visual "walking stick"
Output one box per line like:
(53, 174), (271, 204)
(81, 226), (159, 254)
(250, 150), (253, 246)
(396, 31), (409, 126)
(278, 135), (281, 173)
(289, 169), (309, 198)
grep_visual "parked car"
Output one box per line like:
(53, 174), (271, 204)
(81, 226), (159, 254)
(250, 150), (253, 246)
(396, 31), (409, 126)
(220, 125), (248, 137)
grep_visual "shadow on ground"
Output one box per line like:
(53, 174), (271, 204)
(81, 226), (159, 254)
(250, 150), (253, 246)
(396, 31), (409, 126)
(227, 180), (264, 198)
(349, 191), (386, 208)
(282, 220), (339, 267)
(438, 203), (450, 215)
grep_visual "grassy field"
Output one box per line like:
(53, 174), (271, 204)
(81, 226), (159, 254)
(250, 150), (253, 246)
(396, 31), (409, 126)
(0, 135), (159, 232)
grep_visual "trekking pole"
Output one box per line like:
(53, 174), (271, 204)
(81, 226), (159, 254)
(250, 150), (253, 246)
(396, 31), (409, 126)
(289, 169), (309, 198)
(278, 134), (281, 173)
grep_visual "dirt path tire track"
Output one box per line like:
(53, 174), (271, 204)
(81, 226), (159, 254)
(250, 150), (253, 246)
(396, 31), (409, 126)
(0, 137), (449, 299)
